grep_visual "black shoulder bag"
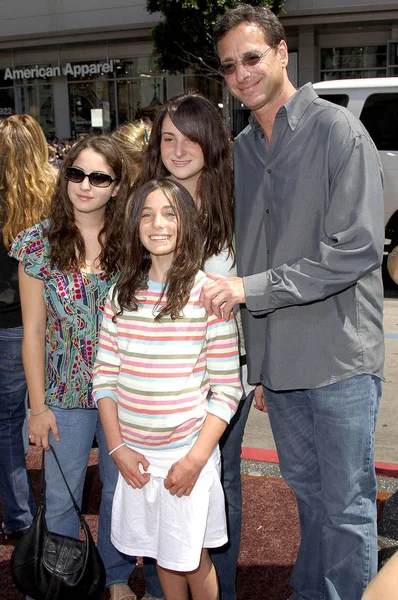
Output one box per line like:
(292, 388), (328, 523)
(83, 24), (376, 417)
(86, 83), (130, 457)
(10, 444), (106, 600)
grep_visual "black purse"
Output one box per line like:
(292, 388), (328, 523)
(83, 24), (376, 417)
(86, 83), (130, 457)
(10, 444), (106, 600)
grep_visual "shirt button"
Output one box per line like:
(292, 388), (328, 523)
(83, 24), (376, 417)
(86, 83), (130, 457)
(261, 133), (265, 138)
(267, 169), (271, 174)
(266, 209), (270, 214)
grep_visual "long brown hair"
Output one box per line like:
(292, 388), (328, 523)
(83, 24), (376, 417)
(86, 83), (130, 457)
(48, 135), (130, 275)
(0, 118), (54, 249)
(115, 179), (203, 321)
(137, 92), (234, 265)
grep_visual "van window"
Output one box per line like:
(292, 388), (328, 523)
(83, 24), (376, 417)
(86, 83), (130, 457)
(317, 94), (349, 107)
(359, 93), (398, 150)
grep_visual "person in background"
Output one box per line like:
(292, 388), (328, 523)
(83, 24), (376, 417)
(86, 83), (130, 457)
(387, 244), (398, 284)
(10, 115), (56, 180)
(0, 116), (54, 543)
(93, 178), (242, 600)
(137, 92), (254, 600)
(10, 135), (164, 600)
(47, 145), (61, 169)
(200, 4), (385, 600)
(110, 120), (151, 185)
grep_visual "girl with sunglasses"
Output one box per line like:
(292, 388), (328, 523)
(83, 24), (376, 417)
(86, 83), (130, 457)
(137, 92), (254, 600)
(10, 136), (164, 600)
(93, 178), (242, 600)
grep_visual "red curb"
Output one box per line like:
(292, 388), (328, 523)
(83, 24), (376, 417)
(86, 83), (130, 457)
(241, 446), (398, 478)
(375, 461), (398, 478)
(241, 447), (279, 463)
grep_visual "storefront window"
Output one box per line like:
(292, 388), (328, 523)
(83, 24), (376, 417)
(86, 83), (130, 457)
(115, 57), (166, 125)
(320, 46), (387, 80)
(117, 77), (166, 124)
(0, 70), (16, 117)
(0, 88), (15, 117)
(183, 71), (223, 108)
(19, 84), (54, 134)
(69, 80), (115, 134)
(67, 57), (166, 132)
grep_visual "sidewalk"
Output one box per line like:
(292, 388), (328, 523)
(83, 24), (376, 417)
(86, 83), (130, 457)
(242, 297), (398, 473)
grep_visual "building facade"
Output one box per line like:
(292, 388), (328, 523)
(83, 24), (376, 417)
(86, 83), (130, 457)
(0, 0), (397, 136)
(283, 0), (398, 84)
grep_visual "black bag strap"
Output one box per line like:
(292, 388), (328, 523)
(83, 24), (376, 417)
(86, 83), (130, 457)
(40, 444), (83, 520)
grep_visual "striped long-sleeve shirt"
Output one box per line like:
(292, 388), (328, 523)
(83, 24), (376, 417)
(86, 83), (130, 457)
(93, 271), (242, 450)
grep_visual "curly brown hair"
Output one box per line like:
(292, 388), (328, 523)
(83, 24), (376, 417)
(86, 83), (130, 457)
(48, 135), (130, 275)
(114, 178), (203, 321)
(136, 92), (234, 266)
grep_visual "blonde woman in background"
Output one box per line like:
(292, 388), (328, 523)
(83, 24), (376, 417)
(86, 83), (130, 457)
(9, 114), (59, 178)
(110, 120), (151, 185)
(0, 116), (54, 543)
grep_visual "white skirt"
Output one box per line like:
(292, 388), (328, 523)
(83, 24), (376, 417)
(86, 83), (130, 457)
(111, 443), (228, 572)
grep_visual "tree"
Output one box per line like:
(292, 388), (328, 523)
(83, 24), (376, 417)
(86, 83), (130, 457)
(147, 0), (285, 74)
(146, 0), (285, 128)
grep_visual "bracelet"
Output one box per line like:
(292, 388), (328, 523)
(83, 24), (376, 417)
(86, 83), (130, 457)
(30, 407), (49, 417)
(109, 442), (126, 456)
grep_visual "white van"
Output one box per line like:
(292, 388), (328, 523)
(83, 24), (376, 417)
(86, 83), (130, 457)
(313, 78), (398, 246)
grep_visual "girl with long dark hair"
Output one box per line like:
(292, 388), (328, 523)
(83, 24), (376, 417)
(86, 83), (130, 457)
(93, 178), (242, 600)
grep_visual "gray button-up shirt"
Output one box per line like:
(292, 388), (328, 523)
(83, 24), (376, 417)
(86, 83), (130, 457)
(234, 83), (384, 390)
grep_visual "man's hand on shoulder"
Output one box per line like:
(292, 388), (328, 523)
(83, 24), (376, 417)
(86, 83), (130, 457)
(199, 273), (246, 321)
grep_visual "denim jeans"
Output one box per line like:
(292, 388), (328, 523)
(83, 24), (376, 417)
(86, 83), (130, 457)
(264, 374), (381, 600)
(0, 326), (36, 533)
(211, 390), (254, 600)
(45, 406), (163, 597)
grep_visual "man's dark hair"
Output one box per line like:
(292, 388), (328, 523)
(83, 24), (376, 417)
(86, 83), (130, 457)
(214, 3), (286, 49)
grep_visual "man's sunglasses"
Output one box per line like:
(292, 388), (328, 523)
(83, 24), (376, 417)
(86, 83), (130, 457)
(65, 166), (119, 188)
(219, 47), (273, 76)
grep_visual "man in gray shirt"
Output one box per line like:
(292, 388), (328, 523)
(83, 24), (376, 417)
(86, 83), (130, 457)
(200, 4), (384, 599)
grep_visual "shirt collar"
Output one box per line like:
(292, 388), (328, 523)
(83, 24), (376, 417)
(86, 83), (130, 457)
(249, 82), (318, 132)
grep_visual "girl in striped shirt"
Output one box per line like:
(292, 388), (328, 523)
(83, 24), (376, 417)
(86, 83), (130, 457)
(93, 178), (242, 600)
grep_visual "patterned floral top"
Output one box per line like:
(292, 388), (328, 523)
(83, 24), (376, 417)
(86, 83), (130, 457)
(10, 219), (117, 409)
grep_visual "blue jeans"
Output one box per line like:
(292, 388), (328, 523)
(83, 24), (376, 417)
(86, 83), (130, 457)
(211, 390), (254, 600)
(45, 406), (163, 597)
(264, 375), (381, 600)
(0, 326), (35, 533)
